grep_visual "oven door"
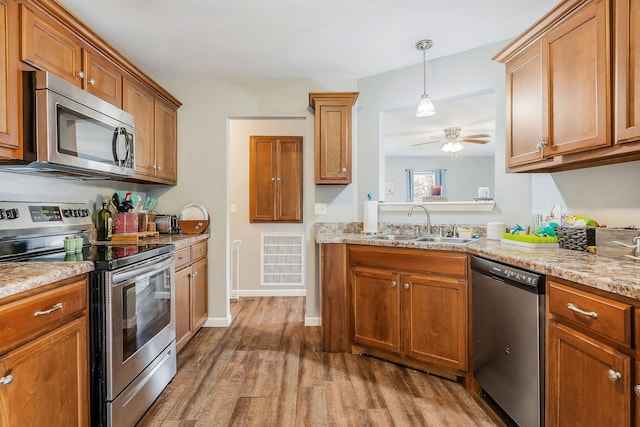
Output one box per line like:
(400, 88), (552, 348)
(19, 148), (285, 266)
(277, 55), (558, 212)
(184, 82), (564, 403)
(106, 254), (175, 400)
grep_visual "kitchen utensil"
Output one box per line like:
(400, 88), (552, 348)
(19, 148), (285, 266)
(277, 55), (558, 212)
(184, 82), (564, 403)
(130, 194), (142, 211)
(143, 197), (152, 211)
(149, 198), (158, 212)
(112, 193), (123, 212)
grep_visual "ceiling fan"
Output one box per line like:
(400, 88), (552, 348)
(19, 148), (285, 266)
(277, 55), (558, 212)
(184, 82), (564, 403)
(412, 127), (490, 152)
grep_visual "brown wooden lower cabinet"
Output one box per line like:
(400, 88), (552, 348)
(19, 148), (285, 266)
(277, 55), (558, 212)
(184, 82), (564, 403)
(0, 276), (89, 427)
(348, 245), (469, 376)
(175, 240), (208, 351)
(546, 278), (634, 427)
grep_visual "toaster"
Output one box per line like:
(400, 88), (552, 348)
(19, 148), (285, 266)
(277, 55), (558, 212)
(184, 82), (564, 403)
(154, 214), (180, 234)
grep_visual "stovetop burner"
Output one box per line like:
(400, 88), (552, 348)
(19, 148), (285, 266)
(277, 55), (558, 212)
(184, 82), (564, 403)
(20, 243), (174, 270)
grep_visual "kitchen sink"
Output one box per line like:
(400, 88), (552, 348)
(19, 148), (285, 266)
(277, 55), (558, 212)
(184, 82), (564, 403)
(368, 234), (419, 241)
(367, 234), (477, 245)
(413, 236), (476, 244)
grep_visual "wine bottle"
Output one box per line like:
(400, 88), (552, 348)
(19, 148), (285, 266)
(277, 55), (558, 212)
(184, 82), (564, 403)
(97, 198), (112, 241)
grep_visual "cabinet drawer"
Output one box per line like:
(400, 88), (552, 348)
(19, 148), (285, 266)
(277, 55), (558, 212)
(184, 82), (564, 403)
(0, 278), (87, 353)
(548, 281), (632, 347)
(191, 241), (208, 262)
(174, 247), (191, 271)
(349, 245), (467, 277)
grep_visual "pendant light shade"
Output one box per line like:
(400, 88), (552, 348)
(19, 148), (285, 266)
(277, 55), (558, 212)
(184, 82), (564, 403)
(415, 39), (435, 117)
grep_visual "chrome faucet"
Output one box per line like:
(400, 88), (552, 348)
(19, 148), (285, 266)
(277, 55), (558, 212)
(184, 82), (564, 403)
(408, 204), (432, 235)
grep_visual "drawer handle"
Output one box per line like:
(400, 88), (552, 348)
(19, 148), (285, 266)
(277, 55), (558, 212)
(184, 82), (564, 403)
(198, 249), (204, 253)
(607, 369), (622, 382)
(33, 302), (64, 317)
(567, 303), (598, 319)
(177, 256), (186, 261)
(0, 374), (13, 386)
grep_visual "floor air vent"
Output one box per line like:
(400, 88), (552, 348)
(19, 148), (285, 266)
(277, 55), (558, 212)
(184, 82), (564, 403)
(261, 233), (304, 286)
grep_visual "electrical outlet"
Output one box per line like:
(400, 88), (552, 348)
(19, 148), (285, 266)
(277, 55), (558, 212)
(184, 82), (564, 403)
(314, 203), (327, 215)
(230, 203), (237, 213)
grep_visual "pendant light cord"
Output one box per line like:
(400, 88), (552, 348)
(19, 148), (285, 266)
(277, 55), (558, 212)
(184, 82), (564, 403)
(422, 48), (427, 96)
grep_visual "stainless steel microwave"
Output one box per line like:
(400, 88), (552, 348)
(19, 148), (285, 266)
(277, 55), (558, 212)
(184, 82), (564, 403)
(0, 70), (135, 179)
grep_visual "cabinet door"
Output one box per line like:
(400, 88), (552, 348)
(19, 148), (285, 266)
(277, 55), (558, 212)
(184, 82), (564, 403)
(191, 257), (208, 331)
(275, 137), (302, 222)
(84, 49), (123, 107)
(505, 41), (545, 166)
(175, 267), (192, 351)
(0, 316), (88, 427)
(616, 0), (640, 144)
(547, 321), (631, 427)
(0, 0), (19, 157)
(154, 97), (178, 183)
(315, 101), (351, 184)
(250, 136), (276, 222)
(123, 77), (155, 177)
(20, 5), (83, 86)
(250, 136), (303, 223)
(351, 267), (400, 354)
(402, 273), (467, 371)
(541, 0), (611, 157)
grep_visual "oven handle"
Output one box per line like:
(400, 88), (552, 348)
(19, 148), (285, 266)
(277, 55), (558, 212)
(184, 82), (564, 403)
(112, 255), (174, 286)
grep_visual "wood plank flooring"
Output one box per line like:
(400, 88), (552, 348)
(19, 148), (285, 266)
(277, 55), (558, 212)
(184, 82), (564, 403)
(137, 297), (500, 427)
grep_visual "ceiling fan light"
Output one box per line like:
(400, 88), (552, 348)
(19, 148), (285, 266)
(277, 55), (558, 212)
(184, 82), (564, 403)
(441, 141), (464, 153)
(416, 94), (436, 117)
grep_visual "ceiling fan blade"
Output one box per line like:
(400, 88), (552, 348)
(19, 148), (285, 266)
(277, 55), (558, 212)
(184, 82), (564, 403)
(462, 138), (489, 144)
(411, 140), (439, 147)
(463, 133), (490, 139)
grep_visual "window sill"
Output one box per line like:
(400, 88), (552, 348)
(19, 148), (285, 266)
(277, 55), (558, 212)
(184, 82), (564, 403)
(378, 201), (496, 213)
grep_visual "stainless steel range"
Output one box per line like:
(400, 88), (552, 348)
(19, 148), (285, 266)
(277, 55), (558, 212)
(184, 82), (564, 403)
(0, 201), (177, 427)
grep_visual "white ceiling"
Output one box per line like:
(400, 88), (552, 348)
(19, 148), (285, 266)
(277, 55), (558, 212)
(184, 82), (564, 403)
(56, 0), (558, 80)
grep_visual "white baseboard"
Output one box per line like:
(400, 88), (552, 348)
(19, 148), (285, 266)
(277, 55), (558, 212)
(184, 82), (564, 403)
(234, 289), (306, 297)
(304, 316), (321, 327)
(204, 314), (231, 327)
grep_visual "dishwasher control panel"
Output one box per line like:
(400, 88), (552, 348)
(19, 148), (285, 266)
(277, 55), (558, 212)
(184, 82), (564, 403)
(471, 256), (545, 293)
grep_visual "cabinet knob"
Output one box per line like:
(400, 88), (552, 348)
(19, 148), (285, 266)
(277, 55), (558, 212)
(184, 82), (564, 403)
(535, 140), (547, 151)
(88, 78), (95, 86)
(0, 374), (13, 386)
(635, 385), (640, 397)
(341, 168), (347, 173)
(391, 281), (397, 287)
(76, 70), (85, 79)
(192, 271), (198, 278)
(404, 283), (410, 289)
(607, 369), (622, 382)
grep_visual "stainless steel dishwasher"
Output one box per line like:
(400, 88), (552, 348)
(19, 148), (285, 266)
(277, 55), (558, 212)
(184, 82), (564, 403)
(471, 256), (545, 427)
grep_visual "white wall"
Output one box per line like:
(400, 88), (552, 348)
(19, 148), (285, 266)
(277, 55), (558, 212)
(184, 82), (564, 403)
(149, 77), (358, 326)
(531, 162), (640, 227)
(229, 118), (307, 295)
(357, 41), (532, 226)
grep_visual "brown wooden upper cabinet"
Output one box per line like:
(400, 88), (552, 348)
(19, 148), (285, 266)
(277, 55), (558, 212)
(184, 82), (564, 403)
(8, 0), (181, 182)
(249, 136), (303, 223)
(496, 0), (611, 171)
(0, 0), (20, 159)
(20, 5), (124, 106)
(616, 0), (640, 144)
(309, 92), (358, 184)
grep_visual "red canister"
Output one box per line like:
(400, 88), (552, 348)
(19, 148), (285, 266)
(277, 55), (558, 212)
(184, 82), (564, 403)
(114, 213), (139, 234)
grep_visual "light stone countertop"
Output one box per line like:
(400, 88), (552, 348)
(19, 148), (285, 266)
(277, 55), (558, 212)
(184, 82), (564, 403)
(316, 224), (640, 301)
(0, 232), (210, 301)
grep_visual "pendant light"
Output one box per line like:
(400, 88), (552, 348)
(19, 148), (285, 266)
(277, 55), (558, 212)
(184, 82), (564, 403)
(415, 39), (436, 117)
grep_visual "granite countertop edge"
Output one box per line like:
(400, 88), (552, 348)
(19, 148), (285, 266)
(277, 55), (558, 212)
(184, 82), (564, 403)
(0, 233), (210, 300)
(317, 232), (640, 301)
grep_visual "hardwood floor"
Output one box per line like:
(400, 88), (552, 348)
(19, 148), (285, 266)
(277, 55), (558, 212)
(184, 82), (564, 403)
(137, 297), (500, 426)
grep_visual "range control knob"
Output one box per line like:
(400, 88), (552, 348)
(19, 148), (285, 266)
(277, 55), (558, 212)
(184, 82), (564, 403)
(83, 209), (90, 217)
(5, 208), (19, 219)
(0, 209), (5, 220)
(62, 209), (72, 218)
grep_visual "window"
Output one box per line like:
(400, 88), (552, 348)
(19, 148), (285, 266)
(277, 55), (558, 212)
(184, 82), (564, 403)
(406, 168), (446, 202)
